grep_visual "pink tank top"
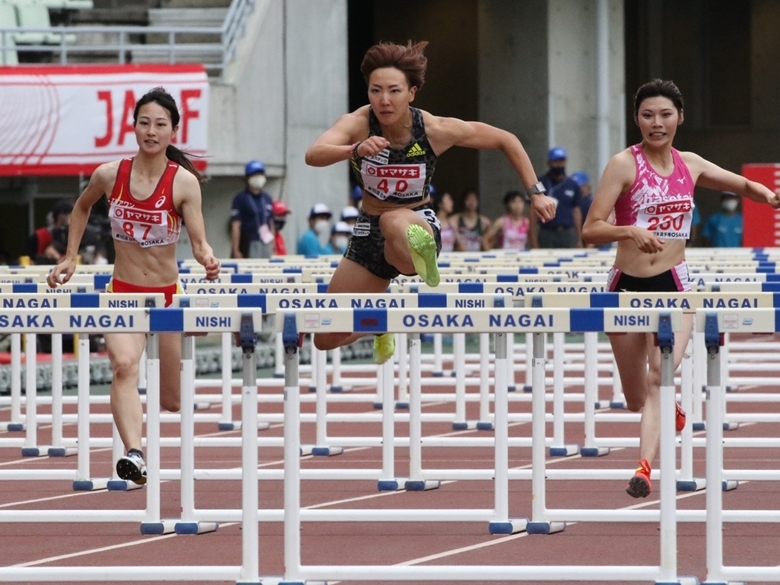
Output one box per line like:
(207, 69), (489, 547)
(614, 145), (695, 240)
(499, 216), (529, 250)
(439, 220), (456, 252)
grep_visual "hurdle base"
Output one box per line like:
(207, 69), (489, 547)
(580, 446), (610, 457)
(656, 577), (700, 585)
(476, 421), (494, 431)
(488, 518), (528, 535)
(404, 479), (440, 491)
(107, 479), (145, 491)
(594, 399), (611, 409)
(377, 479), (405, 491)
(526, 521), (566, 535)
(311, 446), (344, 457)
(21, 446), (51, 457)
(1, 422), (24, 432)
(549, 444), (580, 457)
(523, 384), (532, 393)
(701, 581), (738, 585)
(610, 400), (626, 410)
(140, 519), (177, 535)
(692, 422), (706, 431)
(300, 445), (314, 456)
(174, 521), (219, 535)
(237, 579), (306, 585)
(218, 421), (239, 431)
(330, 385), (344, 392)
(676, 478), (706, 492)
(452, 421), (477, 431)
(48, 446), (78, 457)
(193, 402), (212, 411)
(677, 477), (707, 492)
(508, 384), (517, 392)
(723, 480), (739, 491)
(73, 478), (110, 491)
(431, 371), (444, 377)
(723, 421), (739, 431)
(395, 401), (409, 410)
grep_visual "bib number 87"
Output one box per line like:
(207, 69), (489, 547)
(648, 214), (683, 231)
(123, 221), (153, 240)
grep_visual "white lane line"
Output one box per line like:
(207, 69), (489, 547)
(10, 523), (238, 567)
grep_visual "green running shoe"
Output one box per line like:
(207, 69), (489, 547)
(373, 333), (395, 365)
(407, 224), (439, 287)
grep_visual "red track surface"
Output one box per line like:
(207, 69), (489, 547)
(1, 359), (779, 585)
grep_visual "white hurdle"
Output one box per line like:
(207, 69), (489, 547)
(273, 305), (696, 584)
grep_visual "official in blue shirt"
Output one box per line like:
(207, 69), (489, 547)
(703, 192), (743, 247)
(530, 147), (582, 248)
(230, 160), (275, 258)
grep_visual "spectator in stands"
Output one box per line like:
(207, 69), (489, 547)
(46, 87), (220, 487)
(432, 189), (462, 252)
(230, 160), (274, 258)
(330, 221), (353, 255)
(26, 199), (72, 264)
(452, 189), (491, 251)
(297, 203), (334, 256)
(703, 191), (743, 247)
(350, 184), (363, 212)
(272, 200), (291, 255)
(340, 205), (361, 227)
(482, 190), (530, 250)
(573, 171), (593, 223)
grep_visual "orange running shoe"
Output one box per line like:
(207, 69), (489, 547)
(626, 458), (651, 498)
(675, 402), (686, 432)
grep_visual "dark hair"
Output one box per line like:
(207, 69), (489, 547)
(133, 87), (205, 182)
(50, 200), (73, 223)
(503, 190), (524, 207)
(361, 41), (428, 90)
(633, 79), (684, 121)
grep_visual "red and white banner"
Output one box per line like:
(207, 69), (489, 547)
(0, 64), (209, 176)
(742, 164), (780, 247)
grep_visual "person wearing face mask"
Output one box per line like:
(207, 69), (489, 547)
(297, 203), (334, 256)
(230, 160), (275, 258)
(330, 221), (353, 255)
(272, 200), (291, 255)
(703, 191), (743, 247)
(529, 147), (583, 249)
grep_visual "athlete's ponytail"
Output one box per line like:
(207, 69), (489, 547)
(133, 87), (206, 183)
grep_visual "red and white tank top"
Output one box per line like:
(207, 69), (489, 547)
(439, 219), (456, 252)
(499, 216), (529, 250)
(108, 158), (182, 248)
(614, 144), (695, 240)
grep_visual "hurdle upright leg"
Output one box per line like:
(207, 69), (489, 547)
(2, 333), (24, 431)
(405, 332), (439, 492)
(21, 333), (48, 457)
(452, 333), (469, 429)
(48, 333), (75, 457)
(528, 332), (565, 535)
(73, 333), (108, 491)
(176, 334), (218, 535)
(549, 332), (578, 456)
(377, 360), (400, 491)
(581, 331), (609, 457)
(311, 347), (342, 457)
(140, 333), (173, 534)
(488, 332), (527, 535)
(476, 333), (493, 429)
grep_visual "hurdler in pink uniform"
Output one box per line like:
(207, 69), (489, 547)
(583, 79), (780, 499)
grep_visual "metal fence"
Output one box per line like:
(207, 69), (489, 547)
(0, 0), (255, 78)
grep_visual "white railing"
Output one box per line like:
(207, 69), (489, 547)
(0, 0), (255, 78)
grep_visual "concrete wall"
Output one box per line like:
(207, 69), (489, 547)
(197, 0), (349, 258)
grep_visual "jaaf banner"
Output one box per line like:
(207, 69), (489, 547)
(0, 64), (208, 176)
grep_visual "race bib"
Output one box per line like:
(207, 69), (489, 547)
(636, 200), (693, 239)
(110, 206), (175, 248)
(361, 161), (426, 201)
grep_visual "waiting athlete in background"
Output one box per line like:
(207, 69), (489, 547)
(582, 78), (780, 498)
(305, 40), (556, 364)
(47, 87), (220, 486)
